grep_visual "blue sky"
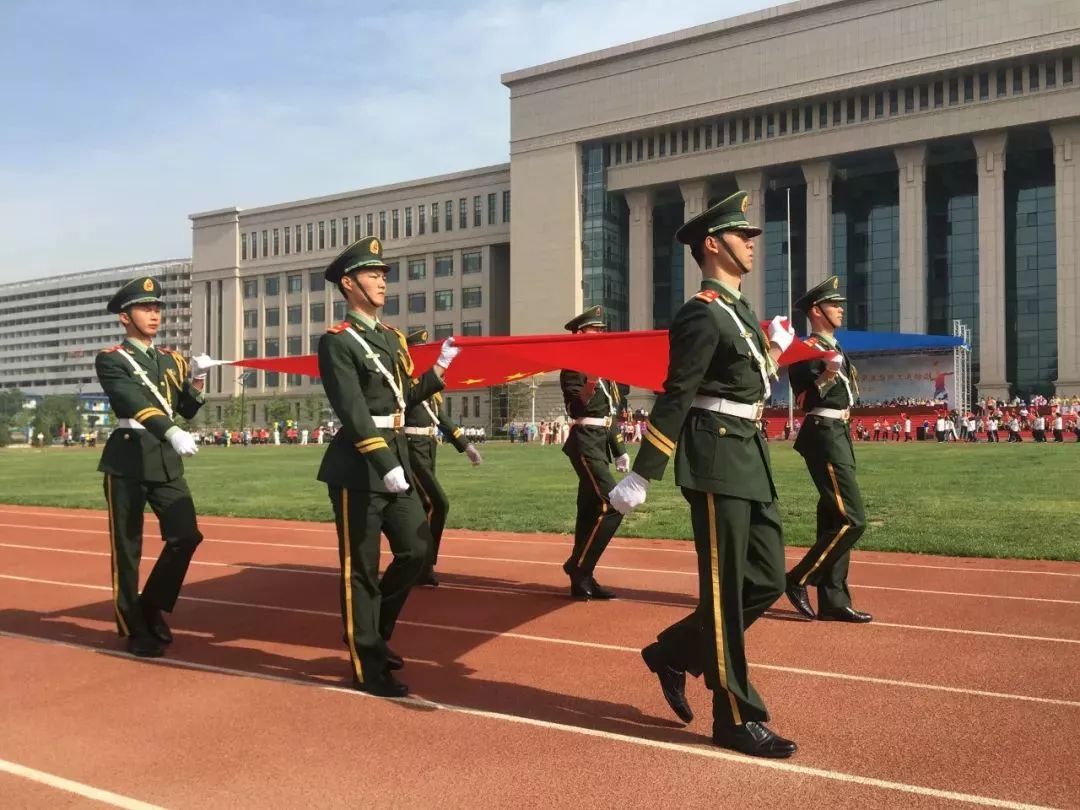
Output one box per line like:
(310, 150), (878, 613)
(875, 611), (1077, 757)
(0, 0), (774, 282)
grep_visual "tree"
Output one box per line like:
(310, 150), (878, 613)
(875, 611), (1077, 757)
(31, 395), (80, 442)
(303, 394), (327, 426)
(221, 396), (243, 431)
(0, 389), (26, 446)
(265, 397), (293, 427)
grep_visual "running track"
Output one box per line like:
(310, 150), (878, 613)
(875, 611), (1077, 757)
(0, 504), (1077, 809)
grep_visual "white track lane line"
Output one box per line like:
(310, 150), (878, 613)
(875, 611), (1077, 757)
(0, 629), (1058, 810)
(0, 757), (166, 809)
(1, 572), (1077, 707)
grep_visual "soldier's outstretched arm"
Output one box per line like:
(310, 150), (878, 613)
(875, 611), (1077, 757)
(96, 351), (182, 442)
(437, 399), (471, 453)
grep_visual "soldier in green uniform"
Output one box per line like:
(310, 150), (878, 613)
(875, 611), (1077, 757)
(318, 236), (461, 698)
(784, 276), (872, 623)
(559, 306), (628, 600)
(403, 328), (484, 587)
(610, 191), (798, 758)
(96, 276), (212, 658)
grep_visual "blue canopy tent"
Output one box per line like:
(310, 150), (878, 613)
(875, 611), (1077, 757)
(831, 330), (965, 355)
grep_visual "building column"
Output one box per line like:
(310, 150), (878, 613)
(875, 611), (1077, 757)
(680, 180), (708, 299)
(972, 132), (1010, 400)
(735, 170), (767, 314)
(802, 160), (833, 289)
(1051, 122), (1080, 396)
(624, 189), (654, 331)
(895, 144), (928, 334)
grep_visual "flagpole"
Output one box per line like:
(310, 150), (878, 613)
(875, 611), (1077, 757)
(786, 186), (794, 432)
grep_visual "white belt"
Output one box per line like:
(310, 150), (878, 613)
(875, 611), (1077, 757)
(809, 407), (850, 421)
(371, 413), (404, 429)
(574, 417), (612, 428)
(117, 419), (146, 430)
(691, 395), (764, 421)
(404, 426), (437, 437)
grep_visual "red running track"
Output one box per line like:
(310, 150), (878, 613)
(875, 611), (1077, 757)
(0, 504), (1077, 809)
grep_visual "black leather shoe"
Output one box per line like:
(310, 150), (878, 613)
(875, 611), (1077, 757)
(569, 577), (595, 600)
(712, 721), (797, 758)
(141, 603), (172, 644)
(418, 569), (440, 587)
(587, 577), (616, 600)
(819, 606), (873, 623)
(785, 579), (816, 619)
(385, 646), (404, 671)
(641, 642), (693, 723)
(126, 635), (165, 658)
(352, 671), (409, 698)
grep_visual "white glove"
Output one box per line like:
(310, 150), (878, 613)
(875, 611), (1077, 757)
(382, 466), (410, 493)
(609, 471), (649, 515)
(436, 337), (461, 369)
(614, 453), (631, 473)
(825, 352), (844, 373)
(767, 316), (795, 353)
(465, 443), (483, 466)
(168, 429), (200, 457)
(189, 353), (215, 381)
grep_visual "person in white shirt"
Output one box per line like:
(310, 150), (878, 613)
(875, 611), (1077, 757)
(935, 415), (946, 443)
(301, 428), (310, 446)
(903, 416), (912, 442)
(1053, 412), (1065, 443)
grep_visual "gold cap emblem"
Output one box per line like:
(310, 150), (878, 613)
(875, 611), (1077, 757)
(370, 239), (380, 255)
(741, 196), (749, 213)
(832, 276), (839, 289)
(142, 278), (154, 292)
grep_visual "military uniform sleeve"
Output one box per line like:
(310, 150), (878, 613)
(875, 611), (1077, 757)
(318, 334), (399, 477)
(96, 350), (178, 441)
(788, 358), (823, 409)
(632, 301), (720, 480)
(405, 368), (445, 406)
(437, 399), (470, 453)
(168, 352), (205, 420)
(560, 370), (592, 418)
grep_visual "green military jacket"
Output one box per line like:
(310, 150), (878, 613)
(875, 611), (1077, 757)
(791, 332), (859, 468)
(560, 370), (625, 462)
(96, 339), (204, 482)
(633, 279), (777, 502)
(404, 391), (470, 453)
(317, 313), (445, 491)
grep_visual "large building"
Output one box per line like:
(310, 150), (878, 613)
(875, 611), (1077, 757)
(0, 260), (192, 400)
(190, 165), (511, 427)
(503, 0), (1080, 398)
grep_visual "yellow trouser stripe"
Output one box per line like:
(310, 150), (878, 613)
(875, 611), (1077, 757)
(643, 430), (673, 457)
(798, 462), (851, 587)
(707, 493), (742, 725)
(575, 455), (609, 567)
(104, 475), (130, 637)
(645, 423), (674, 451)
(341, 490), (363, 683)
(413, 471), (435, 526)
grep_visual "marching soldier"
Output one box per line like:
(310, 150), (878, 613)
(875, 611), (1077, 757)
(609, 191), (798, 758)
(96, 276), (212, 658)
(560, 306), (629, 600)
(318, 236), (461, 697)
(404, 328), (484, 587)
(783, 276), (872, 624)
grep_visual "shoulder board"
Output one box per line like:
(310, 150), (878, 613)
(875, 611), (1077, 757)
(693, 289), (719, 303)
(157, 346), (173, 354)
(326, 321), (349, 334)
(102, 345), (123, 354)
(805, 336), (821, 348)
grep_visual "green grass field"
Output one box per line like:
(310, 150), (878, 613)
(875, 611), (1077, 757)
(1, 441), (1077, 560)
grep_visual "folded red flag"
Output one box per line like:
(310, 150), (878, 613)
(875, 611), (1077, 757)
(234, 324), (829, 392)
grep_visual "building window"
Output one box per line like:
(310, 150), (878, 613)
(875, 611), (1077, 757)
(287, 274), (302, 293)
(342, 217), (349, 245)
(389, 209), (398, 239)
(333, 300), (346, 321)
(408, 259), (426, 281)
(949, 77), (959, 104)
(366, 213), (373, 238)
(431, 202), (439, 233)
(636, 138), (644, 159)
(243, 339), (257, 358)
(265, 338), (280, 357)
(996, 69), (1007, 97)
(445, 200), (453, 231)
(919, 83), (929, 108)
(287, 373), (303, 387)
(461, 320), (482, 336)
(1029, 63), (1040, 91)
(434, 323), (454, 339)
(963, 75), (974, 101)
(353, 215), (361, 241)
(471, 195), (480, 227)
(241, 237), (248, 261)
(934, 81), (944, 107)
(874, 92), (884, 117)
(243, 309), (258, 328)
(804, 106), (813, 130)
(295, 225), (302, 253)
(846, 98), (856, 122)
(379, 211), (386, 240)
(272, 227), (280, 255)
(243, 279), (257, 299)
(310, 302), (325, 322)
(463, 251), (481, 274)
(1046, 60), (1057, 88)
(888, 89), (898, 114)
(473, 396), (480, 418)
(904, 86), (914, 112)
(459, 198), (467, 229)
(265, 307), (280, 327)
(306, 223), (314, 251)
(704, 125), (713, 147)
(318, 221), (325, 250)
(647, 136), (655, 158)
(487, 192), (497, 225)
(386, 261), (400, 283)
(309, 334), (321, 352)
(287, 335), (302, 355)
(418, 205), (425, 235)
(405, 207), (412, 238)
(265, 372), (279, 388)
(287, 305), (302, 325)
(265, 276), (280, 296)
(462, 287), (482, 309)
(284, 227), (291, 255)
(248, 232), (257, 259)
(434, 290), (453, 311)
(1064, 59), (1073, 85)
(832, 100), (842, 124)
(435, 255), (453, 277)
(384, 295), (400, 316)
(979, 72), (990, 100)
(502, 190), (511, 223)
(262, 230), (269, 256)
(462, 397), (469, 418)
(309, 271), (324, 292)
(408, 292), (426, 313)
(329, 219), (337, 248)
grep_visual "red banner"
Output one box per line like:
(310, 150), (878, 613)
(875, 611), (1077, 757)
(234, 326), (829, 392)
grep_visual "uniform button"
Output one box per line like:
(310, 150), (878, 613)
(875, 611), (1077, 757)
(718, 427), (727, 436)
(123, 434), (130, 440)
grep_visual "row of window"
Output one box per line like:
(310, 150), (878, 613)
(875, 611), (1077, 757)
(0, 273), (190, 309)
(242, 320), (484, 359)
(603, 53), (1078, 168)
(241, 252), (483, 299)
(243, 287), (483, 329)
(241, 192), (510, 262)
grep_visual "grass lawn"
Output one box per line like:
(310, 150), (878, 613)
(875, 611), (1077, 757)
(1, 440), (1077, 561)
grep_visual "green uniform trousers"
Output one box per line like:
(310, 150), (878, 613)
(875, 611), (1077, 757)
(566, 452), (624, 578)
(407, 437), (450, 572)
(328, 485), (431, 684)
(103, 474), (203, 639)
(656, 489), (785, 728)
(786, 460), (866, 612)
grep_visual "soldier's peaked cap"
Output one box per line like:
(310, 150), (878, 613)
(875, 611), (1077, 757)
(564, 305), (605, 333)
(107, 276), (164, 314)
(675, 190), (762, 245)
(793, 274), (847, 313)
(324, 236), (389, 284)
(406, 328), (429, 346)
